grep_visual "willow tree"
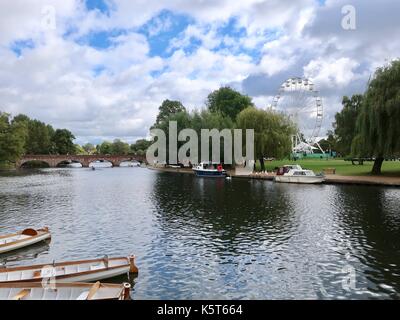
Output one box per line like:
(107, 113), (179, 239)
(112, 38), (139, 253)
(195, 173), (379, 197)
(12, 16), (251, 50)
(334, 95), (363, 156)
(352, 60), (400, 174)
(236, 107), (295, 171)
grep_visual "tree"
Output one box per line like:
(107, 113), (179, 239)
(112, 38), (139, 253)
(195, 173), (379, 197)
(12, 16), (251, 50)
(206, 86), (254, 120)
(99, 141), (112, 154)
(316, 138), (330, 152)
(326, 130), (337, 152)
(316, 131), (337, 154)
(236, 107), (295, 171)
(0, 112), (27, 163)
(352, 60), (400, 174)
(74, 144), (85, 155)
(52, 129), (76, 155)
(82, 143), (96, 154)
(152, 110), (193, 163)
(155, 100), (186, 126)
(130, 139), (151, 156)
(12, 116), (54, 154)
(111, 139), (130, 155)
(333, 95), (363, 156)
(191, 110), (235, 163)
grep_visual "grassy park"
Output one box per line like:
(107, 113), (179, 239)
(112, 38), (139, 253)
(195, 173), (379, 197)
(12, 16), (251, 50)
(260, 159), (400, 177)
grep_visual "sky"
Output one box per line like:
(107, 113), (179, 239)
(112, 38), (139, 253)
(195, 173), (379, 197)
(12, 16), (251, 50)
(0, 0), (400, 145)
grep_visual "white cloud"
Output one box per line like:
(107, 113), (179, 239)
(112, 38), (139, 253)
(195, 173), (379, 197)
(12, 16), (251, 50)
(304, 57), (360, 88)
(0, 0), (399, 143)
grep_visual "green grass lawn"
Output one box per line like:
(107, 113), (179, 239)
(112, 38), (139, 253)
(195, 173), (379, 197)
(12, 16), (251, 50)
(257, 159), (400, 176)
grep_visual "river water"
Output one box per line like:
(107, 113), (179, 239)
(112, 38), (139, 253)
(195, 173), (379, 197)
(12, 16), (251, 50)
(0, 167), (399, 299)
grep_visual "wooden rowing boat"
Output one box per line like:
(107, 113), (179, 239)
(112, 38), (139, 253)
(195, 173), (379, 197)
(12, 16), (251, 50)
(0, 255), (138, 283)
(0, 227), (51, 254)
(0, 281), (131, 300)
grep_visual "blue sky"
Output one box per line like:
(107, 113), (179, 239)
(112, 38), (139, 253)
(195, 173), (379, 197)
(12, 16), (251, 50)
(85, 0), (110, 14)
(1, 0), (400, 144)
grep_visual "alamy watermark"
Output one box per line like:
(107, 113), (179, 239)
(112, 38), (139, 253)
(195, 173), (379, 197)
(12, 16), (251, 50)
(341, 5), (356, 30)
(41, 5), (57, 31)
(146, 121), (255, 174)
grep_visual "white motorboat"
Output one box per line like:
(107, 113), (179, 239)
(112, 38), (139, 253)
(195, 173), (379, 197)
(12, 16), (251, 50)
(0, 281), (131, 300)
(192, 162), (227, 177)
(274, 168), (325, 184)
(0, 227), (51, 254)
(0, 255), (138, 283)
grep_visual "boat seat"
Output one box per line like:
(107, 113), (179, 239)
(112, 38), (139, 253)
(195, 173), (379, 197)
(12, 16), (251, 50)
(12, 289), (30, 300)
(86, 281), (101, 300)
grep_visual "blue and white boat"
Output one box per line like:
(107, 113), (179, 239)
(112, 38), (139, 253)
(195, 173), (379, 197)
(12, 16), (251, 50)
(192, 162), (227, 177)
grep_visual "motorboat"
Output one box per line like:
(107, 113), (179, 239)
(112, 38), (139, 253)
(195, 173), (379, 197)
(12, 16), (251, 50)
(0, 228), (51, 254)
(276, 164), (303, 175)
(192, 162), (226, 177)
(0, 255), (138, 283)
(274, 167), (325, 184)
(0, 281), (131, 300)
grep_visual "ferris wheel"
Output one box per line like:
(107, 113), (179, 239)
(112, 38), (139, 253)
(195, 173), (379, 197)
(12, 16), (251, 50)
(271, 77), (324, 154)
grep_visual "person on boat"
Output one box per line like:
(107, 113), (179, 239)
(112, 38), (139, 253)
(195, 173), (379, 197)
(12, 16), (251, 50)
(217, 164), (223, 171)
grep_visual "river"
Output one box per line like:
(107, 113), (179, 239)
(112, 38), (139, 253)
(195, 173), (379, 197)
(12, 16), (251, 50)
(0, 167), (399, 299)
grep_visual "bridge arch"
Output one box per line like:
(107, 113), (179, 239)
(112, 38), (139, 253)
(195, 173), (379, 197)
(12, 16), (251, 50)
(18, 155), (146, 168)
(20, 160), (51, 168)
(56, 160), (83, 168)
(88, 159), (115, 167)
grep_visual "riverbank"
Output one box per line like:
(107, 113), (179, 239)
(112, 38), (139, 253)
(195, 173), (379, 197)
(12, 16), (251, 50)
(263, 159), (400, 176)
(147, 165), (400, 187)
(0, 163), (15, 170)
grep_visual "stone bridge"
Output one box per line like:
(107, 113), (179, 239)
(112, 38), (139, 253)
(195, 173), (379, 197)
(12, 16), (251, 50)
(17, 154), (146, 168)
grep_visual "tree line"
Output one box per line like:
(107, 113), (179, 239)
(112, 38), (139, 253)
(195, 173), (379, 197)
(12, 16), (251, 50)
(0, 113), (76, 165)
(76, 139), (151, 157)
(322, 59), (400, 174)
(151, 86), (296, 171)
(0, 112), (152, 167)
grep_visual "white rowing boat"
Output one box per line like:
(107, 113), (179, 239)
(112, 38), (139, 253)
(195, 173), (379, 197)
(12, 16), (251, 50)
(0, 227), (51, 254)
(0, 256), (138, 283)
(0, 281), (131, 300)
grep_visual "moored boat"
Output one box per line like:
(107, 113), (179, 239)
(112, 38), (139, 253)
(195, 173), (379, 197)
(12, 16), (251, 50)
(0, 227), (51, 254)
(0, 281), (131, 300)
(192, 162), (227, 177)
(275, 164), (303, 175)
(274, 167), (325, 184)
(0, 255), (138, 283)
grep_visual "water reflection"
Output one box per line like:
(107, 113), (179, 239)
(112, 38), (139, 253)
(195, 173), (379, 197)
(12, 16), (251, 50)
(331, 186), (400, 299)
(0, 168), (399, 299)
(0, 241), (50, 267)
